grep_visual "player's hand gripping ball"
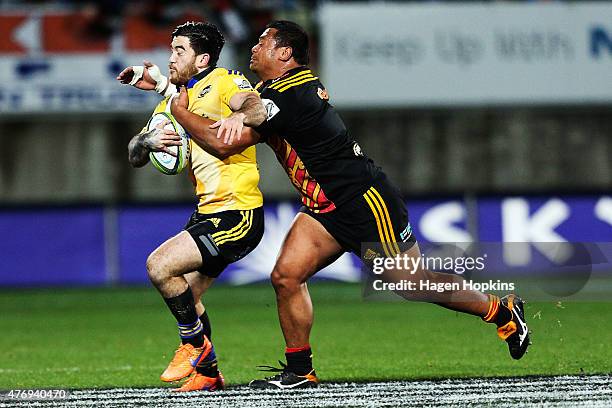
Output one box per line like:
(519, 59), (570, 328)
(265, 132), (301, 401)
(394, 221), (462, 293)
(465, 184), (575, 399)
(147, 112), (190, 175)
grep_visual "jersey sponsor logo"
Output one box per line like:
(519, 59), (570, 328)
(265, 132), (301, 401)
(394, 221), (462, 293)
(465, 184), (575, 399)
(353, 142), (363, 157)
(208, 217), (221, 228)
(198, 85), (212, 98)
(317, 87), (329, 100)
(262, 98), (280, 121)
(233, 78), (253, 90)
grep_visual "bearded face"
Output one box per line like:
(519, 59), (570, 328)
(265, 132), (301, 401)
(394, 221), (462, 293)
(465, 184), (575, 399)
(168, 36), (200, 86)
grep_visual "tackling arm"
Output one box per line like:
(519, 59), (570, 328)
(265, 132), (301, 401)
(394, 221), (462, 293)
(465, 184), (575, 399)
(211, 91), (266, 145)
(228, 92), (267, 127)
(171, 105), (261, 160)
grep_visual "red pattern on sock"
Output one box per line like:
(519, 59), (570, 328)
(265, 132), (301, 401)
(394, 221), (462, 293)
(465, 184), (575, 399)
(285, 345), (311, 353)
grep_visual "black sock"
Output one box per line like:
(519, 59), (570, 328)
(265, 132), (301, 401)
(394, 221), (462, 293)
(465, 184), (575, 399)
(200, 309), (212, 341)
(196, 360), (219, 377)
(196, 346), (219, 377)
(494, 304), (513, 327)
(163, 287), (204, 347)
(285, 348), (313, 376)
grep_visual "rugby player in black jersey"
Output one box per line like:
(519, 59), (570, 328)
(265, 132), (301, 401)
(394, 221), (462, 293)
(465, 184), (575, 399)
(121, 20), (530, 390)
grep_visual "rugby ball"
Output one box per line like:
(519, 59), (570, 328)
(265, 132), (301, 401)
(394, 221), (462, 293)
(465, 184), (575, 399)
(147, 112), (190, 175)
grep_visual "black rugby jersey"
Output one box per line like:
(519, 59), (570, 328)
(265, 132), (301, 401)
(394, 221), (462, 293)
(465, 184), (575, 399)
(255, 66), (383, 213)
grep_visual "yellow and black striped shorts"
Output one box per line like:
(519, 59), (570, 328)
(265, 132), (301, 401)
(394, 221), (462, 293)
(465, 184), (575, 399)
(300, 177), (416, 263)
(184, 207), (264, 277)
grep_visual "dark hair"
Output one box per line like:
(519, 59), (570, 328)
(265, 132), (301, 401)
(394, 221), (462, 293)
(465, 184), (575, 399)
(265, 20), (309, 65)
(172, 21), (225, 66)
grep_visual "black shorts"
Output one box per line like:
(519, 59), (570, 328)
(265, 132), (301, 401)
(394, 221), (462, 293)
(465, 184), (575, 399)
(300, 176), (416, 263)
(184, 207), (264, 278)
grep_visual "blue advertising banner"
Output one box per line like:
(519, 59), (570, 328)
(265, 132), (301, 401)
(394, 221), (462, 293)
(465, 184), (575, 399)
(0, 196), (610, 287)
(118, 205), (194, 285)
(0, 207), (106, 286)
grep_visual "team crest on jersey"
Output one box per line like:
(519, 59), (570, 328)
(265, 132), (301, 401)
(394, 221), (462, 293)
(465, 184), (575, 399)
(353, 142), (363, 157)
(208, 218), (221, 228)
(233, 78), (253, 90)
(317, 88), (329, 101)
(199, 85), (212, 98)
(262, 98), (280, 121)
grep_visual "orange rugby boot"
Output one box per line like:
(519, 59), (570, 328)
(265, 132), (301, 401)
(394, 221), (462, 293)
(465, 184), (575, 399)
(172, 371), (225, 392)
(160, 337), (212, 382)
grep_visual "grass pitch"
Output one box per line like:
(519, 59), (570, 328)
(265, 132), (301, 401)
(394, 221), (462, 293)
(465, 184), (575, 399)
(1, 283), (611, 389)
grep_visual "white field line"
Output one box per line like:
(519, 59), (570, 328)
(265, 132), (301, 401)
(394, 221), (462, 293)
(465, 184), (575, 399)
(0, 365), (151, 374)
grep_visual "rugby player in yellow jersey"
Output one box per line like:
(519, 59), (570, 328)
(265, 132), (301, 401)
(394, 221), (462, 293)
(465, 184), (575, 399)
(120, 22), (266, 392)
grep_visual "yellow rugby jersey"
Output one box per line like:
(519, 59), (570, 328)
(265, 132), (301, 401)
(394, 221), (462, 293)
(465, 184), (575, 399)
(147, 67), (263, 214)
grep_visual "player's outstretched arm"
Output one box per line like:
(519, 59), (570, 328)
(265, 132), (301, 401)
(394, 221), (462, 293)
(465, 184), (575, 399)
(128, 120), (182, 167)
(117, 61), (176, 96)
(171, 86), (261, 160)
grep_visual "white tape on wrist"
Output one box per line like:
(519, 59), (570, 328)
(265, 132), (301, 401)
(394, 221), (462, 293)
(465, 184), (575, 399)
(128, 66), (144, 86)
(129, 64), (176, 96)
(147, 64), (168, 95)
